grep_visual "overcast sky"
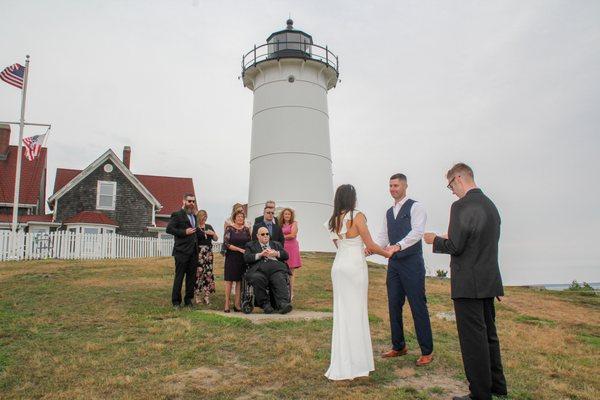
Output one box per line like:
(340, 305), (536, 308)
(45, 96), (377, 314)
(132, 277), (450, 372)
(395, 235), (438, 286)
(1, 1), (599, 285)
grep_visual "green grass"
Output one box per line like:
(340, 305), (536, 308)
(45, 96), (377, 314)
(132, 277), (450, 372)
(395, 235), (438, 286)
(577, 333), (600, 349)
(514, 315), (557, 327)
(0, 256), (598, 399)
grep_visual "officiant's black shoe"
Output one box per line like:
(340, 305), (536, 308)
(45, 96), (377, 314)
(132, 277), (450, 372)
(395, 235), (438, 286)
(263, 304), (275, 314)
(452, 394), (474, 400)
(278, 303), (292, 314)
(184, 303), (196, 310)
(172, 304), (181, 310)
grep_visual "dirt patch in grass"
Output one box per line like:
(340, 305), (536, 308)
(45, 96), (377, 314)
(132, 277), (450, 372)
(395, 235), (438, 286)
(164, 366), (222, 398)
(390, 368), (467, 399)
(201, 309), (333, 324)
(236, 382), (284, 400)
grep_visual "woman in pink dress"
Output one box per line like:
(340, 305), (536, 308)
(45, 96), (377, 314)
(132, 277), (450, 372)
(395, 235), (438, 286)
(279, 208), (301, 300)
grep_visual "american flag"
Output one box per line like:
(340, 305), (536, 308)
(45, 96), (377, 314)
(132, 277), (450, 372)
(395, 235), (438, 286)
(23, 134), (45, 161)
(0, 63), (25, 89)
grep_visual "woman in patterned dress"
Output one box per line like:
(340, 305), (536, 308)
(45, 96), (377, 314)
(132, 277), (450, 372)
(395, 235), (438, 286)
(195, 209), (218, 305)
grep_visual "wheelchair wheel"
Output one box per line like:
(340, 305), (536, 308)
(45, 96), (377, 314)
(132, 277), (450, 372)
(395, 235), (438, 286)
(241, 299), (254, 314)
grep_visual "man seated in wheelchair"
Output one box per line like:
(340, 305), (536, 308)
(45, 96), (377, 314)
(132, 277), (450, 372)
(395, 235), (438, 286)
(243, 226), (293, 314)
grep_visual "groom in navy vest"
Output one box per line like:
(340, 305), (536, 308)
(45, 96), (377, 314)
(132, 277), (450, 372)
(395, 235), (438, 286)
(376, 173), (434, 366)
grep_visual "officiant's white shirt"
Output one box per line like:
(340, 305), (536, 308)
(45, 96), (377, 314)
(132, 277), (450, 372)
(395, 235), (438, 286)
(376, 196), (427, 250)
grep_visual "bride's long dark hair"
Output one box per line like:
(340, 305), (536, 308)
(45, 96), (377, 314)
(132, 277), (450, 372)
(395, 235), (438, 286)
(328, 184), (357, 233)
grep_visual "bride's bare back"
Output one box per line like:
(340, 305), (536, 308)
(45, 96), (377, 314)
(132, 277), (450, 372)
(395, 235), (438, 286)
(338, 211), (390, 258)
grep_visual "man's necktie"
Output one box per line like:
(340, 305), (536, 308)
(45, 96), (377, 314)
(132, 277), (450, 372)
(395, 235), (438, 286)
(266, 222), (273, 236)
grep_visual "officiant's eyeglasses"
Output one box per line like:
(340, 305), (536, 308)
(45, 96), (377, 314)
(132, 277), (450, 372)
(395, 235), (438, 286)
(259, 233), (270, 236)
(186, 199), (196, 203)
(447, 176), (458, 190)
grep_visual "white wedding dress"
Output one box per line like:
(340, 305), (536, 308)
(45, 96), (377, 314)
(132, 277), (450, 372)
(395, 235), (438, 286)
(324, 211), (374, 380)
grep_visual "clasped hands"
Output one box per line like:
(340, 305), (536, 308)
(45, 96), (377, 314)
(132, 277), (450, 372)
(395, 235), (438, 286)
(364, 232), (448, 257)
(259, 249), (279, 259)
(364, 244), (400, 258)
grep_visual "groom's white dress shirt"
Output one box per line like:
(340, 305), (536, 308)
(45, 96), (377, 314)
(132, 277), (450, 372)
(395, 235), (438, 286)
(375, 196), (427, 250)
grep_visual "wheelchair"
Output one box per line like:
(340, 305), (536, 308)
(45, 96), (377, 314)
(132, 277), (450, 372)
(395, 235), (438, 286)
(240, 265), (291, 314)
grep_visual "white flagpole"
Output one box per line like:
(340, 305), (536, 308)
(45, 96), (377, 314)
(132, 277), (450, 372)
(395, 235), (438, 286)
(11, 55), (30, 236)
(41, 125), (51, 148)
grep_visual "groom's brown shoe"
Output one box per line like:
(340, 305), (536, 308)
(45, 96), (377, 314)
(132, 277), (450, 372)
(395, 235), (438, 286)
(416, 353), (433, 366)
(381, 347), (408, 358)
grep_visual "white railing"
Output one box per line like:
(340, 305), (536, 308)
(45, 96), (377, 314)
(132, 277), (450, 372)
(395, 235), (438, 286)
(0, 230), (222, 262)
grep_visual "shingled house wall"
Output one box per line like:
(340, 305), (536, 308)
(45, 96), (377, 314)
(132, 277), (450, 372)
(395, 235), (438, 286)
(55, 159), (153, 236)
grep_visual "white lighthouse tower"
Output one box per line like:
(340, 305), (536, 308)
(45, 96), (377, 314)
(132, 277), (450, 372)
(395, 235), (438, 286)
(242, 19), (339, 251)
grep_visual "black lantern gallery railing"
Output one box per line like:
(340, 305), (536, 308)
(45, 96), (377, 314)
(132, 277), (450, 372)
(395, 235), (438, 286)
(242, 41), (339, 77)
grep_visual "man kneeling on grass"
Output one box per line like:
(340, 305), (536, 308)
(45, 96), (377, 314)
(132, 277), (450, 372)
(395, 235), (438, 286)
(243, 227), (293, 314)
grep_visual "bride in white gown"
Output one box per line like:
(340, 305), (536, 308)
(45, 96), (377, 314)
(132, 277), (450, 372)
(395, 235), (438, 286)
(324, 184), (392, 380)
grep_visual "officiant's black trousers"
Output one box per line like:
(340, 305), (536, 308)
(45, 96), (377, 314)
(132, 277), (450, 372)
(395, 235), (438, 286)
(172, 252), (197, 306)
(246, 261), (290, 309)
(387, 255), (433, 355)
(453, 298), (507, 400)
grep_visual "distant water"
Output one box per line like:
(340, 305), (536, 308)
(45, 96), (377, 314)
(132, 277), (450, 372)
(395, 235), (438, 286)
(539, 282), (600, 291)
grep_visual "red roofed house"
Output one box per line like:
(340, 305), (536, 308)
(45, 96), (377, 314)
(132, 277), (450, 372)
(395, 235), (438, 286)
(0, 124), (57, 233)
(48, 146), (195, 238)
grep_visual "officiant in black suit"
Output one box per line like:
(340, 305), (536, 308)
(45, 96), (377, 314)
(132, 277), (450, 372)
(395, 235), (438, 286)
(166, 193), (198, 309)
(424, 163), (507, 400)
(244, 226), (292, 314)
(252, 204), (285, 245)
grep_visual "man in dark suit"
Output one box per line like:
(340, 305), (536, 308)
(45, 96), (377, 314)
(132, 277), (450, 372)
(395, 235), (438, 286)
(252, 204), (284, 245)
(424, 163), (507, 400)
(254, 200), (279, 225)
(244, 226), (292, 314)
(166, 193), (198, 309)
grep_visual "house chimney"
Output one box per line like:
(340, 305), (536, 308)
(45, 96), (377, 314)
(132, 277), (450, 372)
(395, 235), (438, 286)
(123, 146), (131, 169)
(0, 124), (10, 160)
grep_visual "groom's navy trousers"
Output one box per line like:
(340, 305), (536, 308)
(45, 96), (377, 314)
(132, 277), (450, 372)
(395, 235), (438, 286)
(387, 253), (433, 355)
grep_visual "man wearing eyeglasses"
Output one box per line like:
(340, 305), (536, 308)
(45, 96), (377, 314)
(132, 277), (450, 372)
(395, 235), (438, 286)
(251, 205), (285, 245)
(166, 193), (198, 309)
(244, 226), (292, 314)
(254, 200), (279, 225)
(423, 163), (507, 400)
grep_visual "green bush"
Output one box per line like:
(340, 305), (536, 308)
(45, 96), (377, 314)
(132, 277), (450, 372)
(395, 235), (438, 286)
(567, 280), (595, 292)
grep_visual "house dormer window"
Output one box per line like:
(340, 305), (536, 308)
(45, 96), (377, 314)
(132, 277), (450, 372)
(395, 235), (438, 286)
(97, 181), (116, 210)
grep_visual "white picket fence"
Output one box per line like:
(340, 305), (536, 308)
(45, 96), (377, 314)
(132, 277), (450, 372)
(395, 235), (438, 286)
(0, 231), (222, 262)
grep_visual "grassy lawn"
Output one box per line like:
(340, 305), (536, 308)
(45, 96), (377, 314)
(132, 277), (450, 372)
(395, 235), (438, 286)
(0, 254), (598, 399)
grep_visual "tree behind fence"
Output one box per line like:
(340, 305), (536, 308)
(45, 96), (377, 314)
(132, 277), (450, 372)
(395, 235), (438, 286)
(0, 231), (222, 261)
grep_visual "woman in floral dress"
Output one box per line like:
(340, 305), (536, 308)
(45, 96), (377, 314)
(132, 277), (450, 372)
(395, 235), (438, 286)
(195, 209), (218, 305)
